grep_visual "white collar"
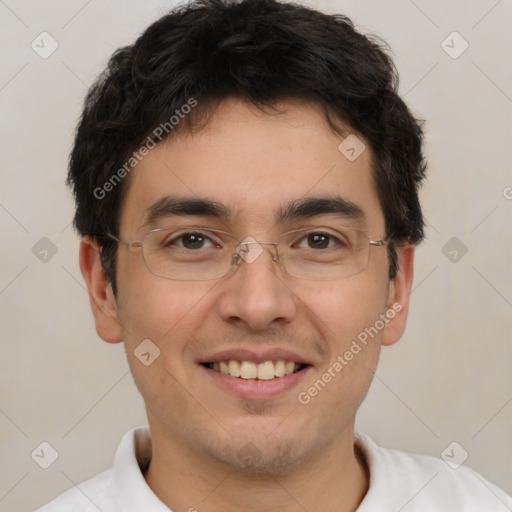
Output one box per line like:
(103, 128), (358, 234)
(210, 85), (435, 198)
(113, 427), (170, 511)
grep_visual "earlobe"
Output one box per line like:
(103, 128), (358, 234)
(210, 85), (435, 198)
(381, 245), (415, 347)
(79, 237), (123, 344)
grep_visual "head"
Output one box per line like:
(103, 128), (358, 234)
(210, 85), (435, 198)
(73, 0), (425, 473)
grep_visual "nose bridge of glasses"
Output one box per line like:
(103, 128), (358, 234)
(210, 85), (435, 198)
(234, 238), (280, 266)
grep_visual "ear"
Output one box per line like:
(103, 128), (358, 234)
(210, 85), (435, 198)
(381, 245), (415, 347)
(79, 237), (123, 344)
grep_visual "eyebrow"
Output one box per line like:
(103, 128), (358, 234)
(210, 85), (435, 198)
(142, 196), (231, 228)
(276, 196), (365, 224)
(142, 194), (365, 228)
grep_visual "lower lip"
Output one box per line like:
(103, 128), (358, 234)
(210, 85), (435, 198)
(200, 365), (311, 400)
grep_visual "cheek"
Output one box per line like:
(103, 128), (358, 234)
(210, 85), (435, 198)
(295, 272), (389, 346)
(115, 251), (214, 343)
(294, 278), (388, 423)
(295, 272), (389, 406)
(115, 247), (226, 379)
(116, 275), (218, 411)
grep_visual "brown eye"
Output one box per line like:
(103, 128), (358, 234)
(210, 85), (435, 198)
(307, 233), (331, 249)
(181, 233), (207, 249)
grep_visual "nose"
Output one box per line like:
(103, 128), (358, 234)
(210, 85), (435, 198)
(216, 241), (297, 331)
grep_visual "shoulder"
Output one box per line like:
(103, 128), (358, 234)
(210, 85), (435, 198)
(355, 432), (512, 511)
(34, 469), (116, 512)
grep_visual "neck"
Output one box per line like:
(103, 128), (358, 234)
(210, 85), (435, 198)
(144, 420), (368, 512)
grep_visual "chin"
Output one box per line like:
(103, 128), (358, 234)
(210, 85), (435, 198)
(208, 435), (304, 474)
(200, 415), (326, 475)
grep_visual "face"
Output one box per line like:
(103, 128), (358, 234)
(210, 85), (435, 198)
(82, 98), (413, 472)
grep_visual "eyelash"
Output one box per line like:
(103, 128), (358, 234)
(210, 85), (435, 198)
(164, 232), (217, 248)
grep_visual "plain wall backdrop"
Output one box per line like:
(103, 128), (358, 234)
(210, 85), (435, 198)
(0, 0), (511, 510)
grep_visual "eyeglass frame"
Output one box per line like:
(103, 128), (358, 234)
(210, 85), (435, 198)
(105, 225), (390, 281)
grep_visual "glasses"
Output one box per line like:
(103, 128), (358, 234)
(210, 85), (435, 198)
(108, 225), (389, 281)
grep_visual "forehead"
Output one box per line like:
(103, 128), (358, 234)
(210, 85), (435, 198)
(119, 98), (384, 235)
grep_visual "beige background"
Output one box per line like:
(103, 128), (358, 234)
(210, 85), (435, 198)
(1, 0), (511, 510)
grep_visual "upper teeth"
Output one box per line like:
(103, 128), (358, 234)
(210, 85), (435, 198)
(211, 360), (300, 380)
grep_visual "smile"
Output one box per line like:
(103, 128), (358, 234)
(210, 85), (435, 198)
(203, 360), (308, 380)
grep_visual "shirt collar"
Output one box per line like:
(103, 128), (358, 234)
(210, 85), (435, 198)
(113, 426), (172, 511)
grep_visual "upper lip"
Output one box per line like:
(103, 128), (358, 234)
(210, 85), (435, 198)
(198, 348), (313, 366)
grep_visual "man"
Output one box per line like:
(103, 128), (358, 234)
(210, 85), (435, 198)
(36, 0), (511, 510)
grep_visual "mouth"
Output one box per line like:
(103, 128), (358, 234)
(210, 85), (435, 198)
(202, 360), (309, 380)
(198, 349), (313, 399)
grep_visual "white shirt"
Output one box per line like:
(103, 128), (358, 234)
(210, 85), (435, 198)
(35, 427), (512, 511)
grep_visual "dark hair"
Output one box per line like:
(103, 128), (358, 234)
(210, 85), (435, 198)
(68, 0), (426, 287)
